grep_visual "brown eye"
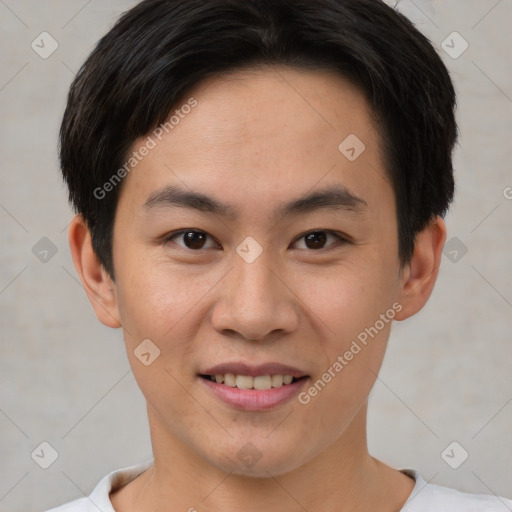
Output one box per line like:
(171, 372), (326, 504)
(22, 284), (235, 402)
(165, 230), (218, 250)
(183, 231), (207, 249)
(292, 230), (346, 250)
(303, 231), (327, 249)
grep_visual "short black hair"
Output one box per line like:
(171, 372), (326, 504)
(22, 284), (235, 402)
(60, 0), (457, 279)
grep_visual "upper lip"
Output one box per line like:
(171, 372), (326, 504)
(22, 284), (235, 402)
(200, 362), (309, 378)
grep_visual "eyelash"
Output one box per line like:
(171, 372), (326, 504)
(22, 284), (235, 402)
(162, 229), (351, 252)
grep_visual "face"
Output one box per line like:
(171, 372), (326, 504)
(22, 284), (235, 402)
(110, 66), (405, 476)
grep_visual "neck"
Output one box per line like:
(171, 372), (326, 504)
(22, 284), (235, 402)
(111, 405), (414, 512)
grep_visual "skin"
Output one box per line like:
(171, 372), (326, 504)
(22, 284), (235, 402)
(69, 65), (446, 512)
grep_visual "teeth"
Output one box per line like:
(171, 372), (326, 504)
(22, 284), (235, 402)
(271, 375), (283, 387)
(253, 375), (272, 390)
(224, 373), (236, 387)
(210, 373), (298, 389)
(235, 375), (253, 389)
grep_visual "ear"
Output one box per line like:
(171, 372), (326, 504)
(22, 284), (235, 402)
(394, 216), (447, 321)
(68, 214), (122, 328)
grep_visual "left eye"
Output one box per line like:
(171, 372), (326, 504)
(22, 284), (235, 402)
(165, 230), (218, 250)
(292, 231), (345, 250)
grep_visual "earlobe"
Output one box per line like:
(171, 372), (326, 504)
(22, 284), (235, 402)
(68, 215), (122, 328)
(394, 216), (447, 321)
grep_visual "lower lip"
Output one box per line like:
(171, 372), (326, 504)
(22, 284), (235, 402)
(199, 377), (309, 411)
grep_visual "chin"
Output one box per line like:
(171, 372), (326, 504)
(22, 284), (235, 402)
(205, 438), (309, 478)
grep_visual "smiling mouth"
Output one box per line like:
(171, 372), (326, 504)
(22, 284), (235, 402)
(199, 374), (308, 390)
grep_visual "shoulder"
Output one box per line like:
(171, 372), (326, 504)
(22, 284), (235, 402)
(45, 497), (99, 512)
(44, 461), (153, 512)
(401, 470), (512, 512)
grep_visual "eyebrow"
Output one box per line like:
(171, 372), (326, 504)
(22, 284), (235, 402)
(142, 184), (367, 220)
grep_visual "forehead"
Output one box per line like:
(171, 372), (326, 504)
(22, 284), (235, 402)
(120, 65), (391, 219)
(175, 65), (377, 162)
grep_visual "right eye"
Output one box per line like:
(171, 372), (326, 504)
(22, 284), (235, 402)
(162, 230), (220, 251)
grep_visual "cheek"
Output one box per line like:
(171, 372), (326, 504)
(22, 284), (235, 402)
(115, 249), (214, 337)
(114, 254), (230, 390)
(296, 256), (398, 395)
(297, 256), (396, 336)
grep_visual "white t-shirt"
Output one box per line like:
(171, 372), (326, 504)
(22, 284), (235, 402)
(46, 462), (512, 512)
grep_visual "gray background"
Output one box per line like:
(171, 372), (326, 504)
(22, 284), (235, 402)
(1, 0), (511, 510)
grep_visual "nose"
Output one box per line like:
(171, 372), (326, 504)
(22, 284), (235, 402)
(210, 251), (299, 341)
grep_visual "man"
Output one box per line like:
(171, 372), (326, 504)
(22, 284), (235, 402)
(50, 0), (512, 510)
